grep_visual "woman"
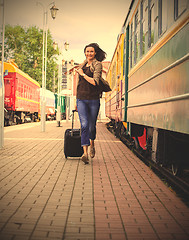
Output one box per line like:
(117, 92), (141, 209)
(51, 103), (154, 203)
(76, 43), (106, 164)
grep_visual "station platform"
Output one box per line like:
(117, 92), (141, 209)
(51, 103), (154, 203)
(0, 119), (189, 240)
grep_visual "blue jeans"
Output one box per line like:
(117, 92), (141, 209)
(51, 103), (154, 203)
(77, 99), (100, 146)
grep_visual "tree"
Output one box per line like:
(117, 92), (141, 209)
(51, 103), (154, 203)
(1, 25), (59, 92)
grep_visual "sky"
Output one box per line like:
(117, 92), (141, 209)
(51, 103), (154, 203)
(2, 0), (131, 64)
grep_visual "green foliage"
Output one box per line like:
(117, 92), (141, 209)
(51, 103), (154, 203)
(1, 25), (59, 92)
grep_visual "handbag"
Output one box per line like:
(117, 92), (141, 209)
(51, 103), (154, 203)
(99, 77), (112, 93)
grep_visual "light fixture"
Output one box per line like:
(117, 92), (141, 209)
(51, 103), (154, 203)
(53, 41), (58, 50)
(64, 41), (69, 51)
(50, 5), (59, 20)
(62, 59), (65, 66)
(71, 59), (74, 66)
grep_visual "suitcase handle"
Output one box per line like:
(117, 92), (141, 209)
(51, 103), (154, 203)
(70, 110), (81, 137)
(71, 110), (77, 129)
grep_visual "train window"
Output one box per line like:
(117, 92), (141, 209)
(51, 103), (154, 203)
(134, 10), (139, 64)
(174, 0), (188, 19)
(21, 84), (23, 97)
(130, 21), (135, 69)
(158, 0), (162, 35)
(119, 43), (123, 77)
(130, 22), (133, 69)
(140, 0), (146, 57)
(123, 32), (126, 76)
(26, 86), (28, 99)
(5, 83), (11, 96)
(28, 88), (30, 99)
(158, 0), (167, 36)
(112, 62), (116, 89)
(141, 0), (149, 56)
(148, 0), (155, 48)
(117, 50), (120, 76)
(24, 85), (27, 98)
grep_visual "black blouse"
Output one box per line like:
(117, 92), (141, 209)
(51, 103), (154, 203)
(76, 64), (100, 100)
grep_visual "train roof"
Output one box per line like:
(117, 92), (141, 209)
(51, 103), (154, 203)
(40, 88), (55, 98)
(122, 0), (135, 28)
(2, 61), (40, 87)
(107, 0), (134, 70)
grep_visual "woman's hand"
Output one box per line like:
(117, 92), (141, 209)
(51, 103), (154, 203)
(76, 67), (96, 86)
(76, 68), (84, 76)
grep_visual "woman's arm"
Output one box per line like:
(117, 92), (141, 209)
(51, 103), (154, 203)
(92, 61), (102, 85)
(76, 61), (102, 86)
(76, 68), (96, 86)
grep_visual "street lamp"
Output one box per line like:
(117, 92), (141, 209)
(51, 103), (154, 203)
(64, 41), (69, 51)
(50, 5), (59, 19)
(37, 1), (59, 132)
(53, 41), (58, 93)
(56, 41), (69, 127)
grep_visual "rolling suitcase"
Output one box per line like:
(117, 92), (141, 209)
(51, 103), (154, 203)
(64, 110), (84, 159)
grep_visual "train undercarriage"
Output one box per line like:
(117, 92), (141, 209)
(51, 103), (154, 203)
(107, 120), (189, 177)
(4, 110), (39, 126)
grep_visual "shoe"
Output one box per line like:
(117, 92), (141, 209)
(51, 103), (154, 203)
(90, 146), (95, 158)
(81, 154), (89, 164)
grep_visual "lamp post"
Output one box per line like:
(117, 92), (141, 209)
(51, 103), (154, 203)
(0, 0), (5, 149)
(37, 1), (59, 132)
(56, 41), (69, 127)
(53, 41), (58, 93)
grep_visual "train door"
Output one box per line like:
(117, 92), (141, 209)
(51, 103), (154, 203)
(4, 77), (14, 111)
(115, 76), (123, 122)
(115, 44), (122, 122)
(124, 26), (129, 133)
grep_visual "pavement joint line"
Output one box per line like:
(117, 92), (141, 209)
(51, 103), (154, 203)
(4, 138), (63, 141)
(0, 144), (63, 232)
(99, 130), (155, 240)
(0, 140), (62, 185)
(91, 158), (96, 240)
(4, 138), (121, 143)
(95, 141), (128, 240)
(109, 136), (189, 238)
(28, 156), (68, 240)
(0, 140), (48, 169)
(62, 160), (80, 239)
(102, 134), (186, 240)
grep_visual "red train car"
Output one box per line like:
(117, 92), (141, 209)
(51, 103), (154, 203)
(4, 61), (40, 125)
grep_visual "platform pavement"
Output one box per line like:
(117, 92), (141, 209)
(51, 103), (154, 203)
(0, 119), (189, 240)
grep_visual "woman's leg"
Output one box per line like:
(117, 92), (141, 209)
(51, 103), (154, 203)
(83, 145), (88, 157)
(77, 99), (90, 163)
(88, 99), (100, 158)
(77, 99), (90, 147)
(88, 99), (100, 141)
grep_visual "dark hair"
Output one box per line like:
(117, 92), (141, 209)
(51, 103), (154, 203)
(84, 43), (106, 62)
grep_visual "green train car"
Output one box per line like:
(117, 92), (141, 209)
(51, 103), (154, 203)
(105, 0), (189, 176)
(54, 94), (67, 120)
